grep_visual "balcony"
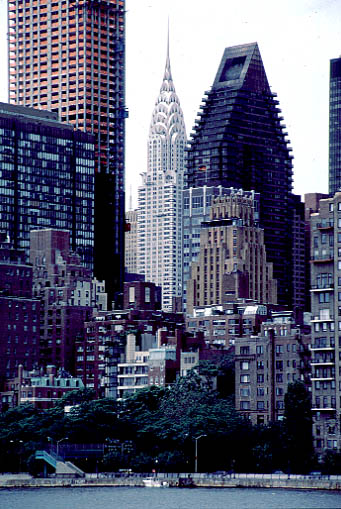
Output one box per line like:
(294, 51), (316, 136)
(311, 313), (334, 322)
(311, 361), (334, 366)
(310, 284), (334, 291)
(316, 222), (334, 230)
(311, 377), (334, 382)
(311, 346), (334, 351)
(310, 254), (334, 263)
(311, 407), (336, 412)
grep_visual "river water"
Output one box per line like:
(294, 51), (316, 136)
(0, 487), (340, 509)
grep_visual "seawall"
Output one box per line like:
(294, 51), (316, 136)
(1, 473), (341, 491)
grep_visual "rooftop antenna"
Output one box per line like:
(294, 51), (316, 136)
(129, 185), (133, 211)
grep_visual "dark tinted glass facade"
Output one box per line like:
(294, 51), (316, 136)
(186, 43), (295, 307)
(329, 57), (341, 195)
(0, 103), (95, 269)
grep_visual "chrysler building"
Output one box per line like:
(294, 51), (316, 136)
(137, 36), (186, 311)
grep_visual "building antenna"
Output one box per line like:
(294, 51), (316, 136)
(129, 185), (133, 211)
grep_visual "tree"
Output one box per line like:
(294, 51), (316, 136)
(283, 381), (314, 473)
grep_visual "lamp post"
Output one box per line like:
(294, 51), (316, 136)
(194, 434), (206, 473)
(10, 439), (23, 472)
(56, 437), (68, 459)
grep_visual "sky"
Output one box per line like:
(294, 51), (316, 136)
(0, 0), (340, 208)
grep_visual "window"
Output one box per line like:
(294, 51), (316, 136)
(240, 401), (250, 410)
(257, 401), (265, 410)
(257, 361), (264, 369)
(276, 374), (283, 383)
(129, 286), (135, 303)
(256, 345), (264, 355)
(240, 346), (249, 355)
(276, 401), (284, 410)
(319, 292), (330, 303)
(240, 375), (250, 383)
(257, 374), (264, 383)
(240, 388), (249, 397)
(276, 361), (283, 370)
(240, 361), (249, 370)
(257, 387), (265, 396)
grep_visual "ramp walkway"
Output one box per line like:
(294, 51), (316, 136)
(35, 450), (84, 478)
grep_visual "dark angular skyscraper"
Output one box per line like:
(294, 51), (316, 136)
(186, 42), (297, 307)
(329, 57), (341, 195)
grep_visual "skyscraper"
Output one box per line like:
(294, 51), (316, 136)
(186, 43), (297, 307)
(329, 57), (341, 195)
(186, 192), (277, 315)
(137, 37), (186, 311)
(0, 102), (94, 268)
(8, 0), (126, 307)
(183, 185), (260, 312)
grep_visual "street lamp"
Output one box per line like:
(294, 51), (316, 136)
(10, 440), (23, 472)
(56, 437), (68, 459)
(194, 434), (206, 474)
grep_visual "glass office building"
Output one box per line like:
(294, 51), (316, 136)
(329, 57), (341, 195)
(0, 103), (94, 269)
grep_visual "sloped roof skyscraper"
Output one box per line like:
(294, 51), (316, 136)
(186, 43), (302, 308)
(138, 34), (186, 311)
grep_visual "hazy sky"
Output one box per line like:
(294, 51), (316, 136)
(0, 0), (340, 208)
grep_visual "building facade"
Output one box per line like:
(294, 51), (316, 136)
(185, 42), (299, 308)
(235, 313), (311, 426)
(0, 240), (40, 386)
(186, 193), (277, 314)
(0, 103), (94, 269)
(137, 38), (186, 311)
(1, 364), (84, 411)
(186, 301), (269, 348)
(8, 0), (126, 307)
(329, 57), (341, 195)
(183, 186), (259, 312)
(310, 192), (341, 456)
(30, 229), (95, 373)
(125, 209), (138, 275)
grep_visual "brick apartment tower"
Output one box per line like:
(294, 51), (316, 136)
(8, 0), (126, 308)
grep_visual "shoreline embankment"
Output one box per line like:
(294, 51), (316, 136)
(1, 473), (341, 491)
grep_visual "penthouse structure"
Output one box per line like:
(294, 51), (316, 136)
(8, 0), (126, 307)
